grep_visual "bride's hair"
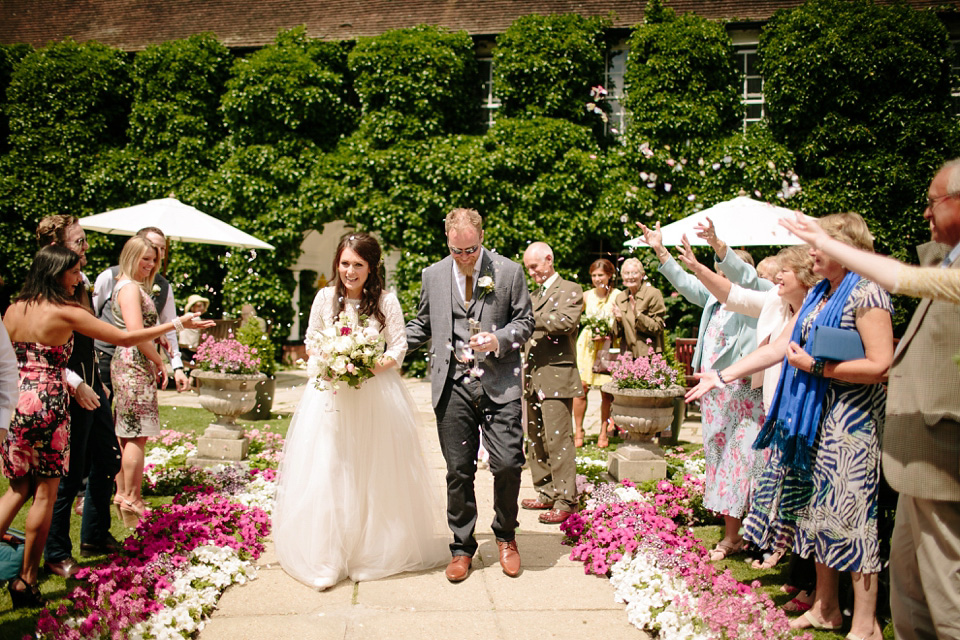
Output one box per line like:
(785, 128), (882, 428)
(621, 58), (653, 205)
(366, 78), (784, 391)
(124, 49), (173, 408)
(332, 232), (387, 327)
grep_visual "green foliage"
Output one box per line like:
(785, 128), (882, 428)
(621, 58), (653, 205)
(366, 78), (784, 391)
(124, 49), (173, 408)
(0, 43), (31, 154)
(348, 25), (478, 146)
(235, 316), (278, 376)
(759, 0), (959, 285)
(493, 14), (609, 127)
(223, 26), (356, 149)
(0, 39), (131, 303)
(623, 10), (740, 150)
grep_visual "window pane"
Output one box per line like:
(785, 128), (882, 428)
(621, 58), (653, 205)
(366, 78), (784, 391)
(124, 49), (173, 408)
(746, 103), (763, 119)
(746, 77), (763, 95)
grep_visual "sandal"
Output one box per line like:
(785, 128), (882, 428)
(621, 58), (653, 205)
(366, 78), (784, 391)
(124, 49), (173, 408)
(783, 590), (815, 613)
(8, 574), (44, 608)
(750, 548), (785, 570)
(708, 538), (744, 562)
(120, 499), (147, 528)
(574, 428), (584, 448)
(792, 610), (842, 631)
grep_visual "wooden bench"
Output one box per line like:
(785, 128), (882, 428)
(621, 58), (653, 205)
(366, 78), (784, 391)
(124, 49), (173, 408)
(675, 337), (698, 391)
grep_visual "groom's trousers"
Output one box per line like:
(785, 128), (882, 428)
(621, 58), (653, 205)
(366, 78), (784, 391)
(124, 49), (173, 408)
(435, 373), (525, 557)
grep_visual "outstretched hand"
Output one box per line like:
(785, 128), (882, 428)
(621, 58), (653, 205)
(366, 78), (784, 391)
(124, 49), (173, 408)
(677, 234), (701, 271)
(181, 313), (216, 330)
(693, 217), (717, 243)
(685, 370), (723, 403)
(780, 212), (827, 248)
(637, 221), (664, 252)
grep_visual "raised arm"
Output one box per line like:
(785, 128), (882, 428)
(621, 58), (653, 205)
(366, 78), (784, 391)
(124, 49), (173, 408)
(63, 306), (212, 348)
(685, 311), (798, 402)
(781, 213), (898, 290)
(677, 233), (733, 303)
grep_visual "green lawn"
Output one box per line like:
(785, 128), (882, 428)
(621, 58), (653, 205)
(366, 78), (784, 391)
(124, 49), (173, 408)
(0, 406), (290, 636)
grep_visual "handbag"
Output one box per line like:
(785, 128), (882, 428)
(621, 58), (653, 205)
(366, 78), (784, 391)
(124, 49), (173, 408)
(809, 325), (865, 361)
(592, 337), (620, 374)
(0, 529), (25, 582)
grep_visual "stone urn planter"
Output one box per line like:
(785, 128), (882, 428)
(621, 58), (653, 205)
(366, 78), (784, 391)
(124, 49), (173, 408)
(601, 382), (685, 483)
(189, 370), (266, 467)
(239, 376), (276, 421)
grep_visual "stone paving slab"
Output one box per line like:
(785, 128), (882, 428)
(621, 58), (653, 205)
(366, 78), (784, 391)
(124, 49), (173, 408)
(177, 373), (703, 640)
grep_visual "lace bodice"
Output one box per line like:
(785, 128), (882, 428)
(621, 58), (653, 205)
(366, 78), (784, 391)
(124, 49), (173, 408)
(306, 287), (407, 365)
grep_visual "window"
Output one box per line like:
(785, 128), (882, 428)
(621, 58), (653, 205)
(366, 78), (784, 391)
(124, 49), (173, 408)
(604, 47), (629, 137)
(734, 46), (765, 131)
(478, 57), (500, 130)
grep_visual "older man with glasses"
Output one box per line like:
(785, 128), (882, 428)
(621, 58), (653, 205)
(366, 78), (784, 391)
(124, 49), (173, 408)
(406, 208), (533, 583)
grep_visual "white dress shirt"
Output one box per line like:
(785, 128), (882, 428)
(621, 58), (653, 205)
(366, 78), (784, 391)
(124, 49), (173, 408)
(0, 320), (19, 433)
(451, 247), (485, 303)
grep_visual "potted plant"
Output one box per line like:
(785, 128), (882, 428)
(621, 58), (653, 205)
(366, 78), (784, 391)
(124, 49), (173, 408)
(601, 349), (685, 441)
(235, 318), (278, 420)
(190, 335), (266, 427)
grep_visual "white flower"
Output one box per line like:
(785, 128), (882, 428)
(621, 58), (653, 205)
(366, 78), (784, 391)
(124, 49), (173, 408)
(477, 275), (495, 297)
(152, 284), (162, 294)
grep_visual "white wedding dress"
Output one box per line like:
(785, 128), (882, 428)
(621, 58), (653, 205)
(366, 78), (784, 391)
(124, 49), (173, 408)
(273, 287), (448, 588)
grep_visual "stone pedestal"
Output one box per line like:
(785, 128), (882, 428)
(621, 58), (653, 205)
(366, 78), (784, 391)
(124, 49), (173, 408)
(601, 383), (684, 483)
(189, 370), (264, 467)
(189, 424), (250, 468)
(607, 440), (667, 483)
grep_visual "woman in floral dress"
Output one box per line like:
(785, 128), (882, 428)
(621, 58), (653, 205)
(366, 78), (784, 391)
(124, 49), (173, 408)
(0, 245), (210, 607)
(110, 236), (166, 527)
(573, 259), (620, 447)
(640, 222), (766, 562)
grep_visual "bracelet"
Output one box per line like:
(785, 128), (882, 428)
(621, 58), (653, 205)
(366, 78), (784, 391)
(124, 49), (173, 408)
(173, 316), (184, 332)
(810, 357), (826, 377)
(715, 370), (728, 386)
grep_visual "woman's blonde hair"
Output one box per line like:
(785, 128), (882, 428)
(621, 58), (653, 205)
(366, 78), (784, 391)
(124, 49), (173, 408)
(818, 212), (874, 252)
(621, 257), (645, 278)
(118, 235), (159, 290)
(777, 245), (820, 288)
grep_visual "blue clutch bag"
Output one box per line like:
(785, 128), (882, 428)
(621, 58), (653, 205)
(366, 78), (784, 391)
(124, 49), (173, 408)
(809, 325), (864, 361)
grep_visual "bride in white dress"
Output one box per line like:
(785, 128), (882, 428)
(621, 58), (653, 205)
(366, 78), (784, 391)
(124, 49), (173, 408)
(273, 232), (448, 589)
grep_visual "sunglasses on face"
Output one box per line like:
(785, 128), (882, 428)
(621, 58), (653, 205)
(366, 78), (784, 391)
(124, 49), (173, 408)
(449, 244), (481, 256)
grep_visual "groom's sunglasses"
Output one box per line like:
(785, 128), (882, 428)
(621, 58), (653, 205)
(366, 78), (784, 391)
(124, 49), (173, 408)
(448, 243), (481, 256)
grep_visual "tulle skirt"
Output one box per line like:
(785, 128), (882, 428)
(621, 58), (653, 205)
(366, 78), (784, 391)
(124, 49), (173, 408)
(273, 369), (449, 589)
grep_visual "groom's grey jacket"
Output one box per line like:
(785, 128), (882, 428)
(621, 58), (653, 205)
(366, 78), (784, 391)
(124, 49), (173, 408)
(406, 250), (534, 408)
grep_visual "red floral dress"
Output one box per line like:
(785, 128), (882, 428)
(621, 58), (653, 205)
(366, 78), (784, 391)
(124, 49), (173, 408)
(1, 339), (72, 478)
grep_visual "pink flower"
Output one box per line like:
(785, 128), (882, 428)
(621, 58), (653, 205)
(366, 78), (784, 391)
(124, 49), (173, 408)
(16, 390), (42, 415)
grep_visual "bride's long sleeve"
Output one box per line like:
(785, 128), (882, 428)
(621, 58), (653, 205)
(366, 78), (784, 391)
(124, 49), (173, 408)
(380, 292), (407, 366)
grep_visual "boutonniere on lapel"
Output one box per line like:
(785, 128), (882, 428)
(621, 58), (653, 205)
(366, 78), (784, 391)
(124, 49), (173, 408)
(476, 275), (495, 298)
(151, 284), (162, 295)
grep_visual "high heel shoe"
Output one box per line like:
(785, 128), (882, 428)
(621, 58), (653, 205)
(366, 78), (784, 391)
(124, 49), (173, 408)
(8, 575), (44, 609)
(574, 428), (585, 448)
(120, 500), (145, 529)
(596, 423), (610, 449)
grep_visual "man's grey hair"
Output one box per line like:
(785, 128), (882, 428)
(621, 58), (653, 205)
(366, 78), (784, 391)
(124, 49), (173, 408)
(525, 241), (553, 261)
(941, 158), (960, 195)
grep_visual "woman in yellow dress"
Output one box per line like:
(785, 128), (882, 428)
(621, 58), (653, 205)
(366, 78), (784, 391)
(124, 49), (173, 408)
(573, 259), (620, 448)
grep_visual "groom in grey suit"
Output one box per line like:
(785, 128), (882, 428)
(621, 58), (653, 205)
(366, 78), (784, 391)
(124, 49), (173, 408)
(406, 208), (534, 582)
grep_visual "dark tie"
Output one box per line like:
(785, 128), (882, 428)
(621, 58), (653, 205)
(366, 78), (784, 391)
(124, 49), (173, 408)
(465, 274), (473, 303)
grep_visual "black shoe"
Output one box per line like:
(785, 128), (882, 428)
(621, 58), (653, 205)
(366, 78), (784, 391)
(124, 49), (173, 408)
(8, 575), (44, 608)
(80, 534), (122, 557)
(44, 557), (80, 579)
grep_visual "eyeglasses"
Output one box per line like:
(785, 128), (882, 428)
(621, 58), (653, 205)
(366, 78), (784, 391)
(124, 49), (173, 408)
(926, 193), (957, 210)
(70, 236), (87, 249)
(449, 243), (481, 256)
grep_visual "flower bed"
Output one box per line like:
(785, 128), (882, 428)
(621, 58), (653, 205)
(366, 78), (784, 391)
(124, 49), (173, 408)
(568, 447), (812, 640)
(30, 429), (281, 640)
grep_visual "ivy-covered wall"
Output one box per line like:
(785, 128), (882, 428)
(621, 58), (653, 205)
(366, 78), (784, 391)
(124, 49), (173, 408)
(1, 2), (957, 355)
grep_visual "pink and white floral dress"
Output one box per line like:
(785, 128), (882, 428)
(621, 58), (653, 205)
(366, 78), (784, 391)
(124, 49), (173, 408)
(698, 307), (765, 518)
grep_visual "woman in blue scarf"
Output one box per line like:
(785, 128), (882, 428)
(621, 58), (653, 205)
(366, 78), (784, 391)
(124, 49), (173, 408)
(687, 213), (893, 639)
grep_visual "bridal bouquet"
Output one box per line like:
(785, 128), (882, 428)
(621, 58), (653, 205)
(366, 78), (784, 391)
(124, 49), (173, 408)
(305, 312), (385, 391)
(581, 308), (614, 339)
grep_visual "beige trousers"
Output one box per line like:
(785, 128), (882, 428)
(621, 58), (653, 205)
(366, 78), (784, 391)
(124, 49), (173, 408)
(524, 395), (577, 512)
(890, 494), (960, 640)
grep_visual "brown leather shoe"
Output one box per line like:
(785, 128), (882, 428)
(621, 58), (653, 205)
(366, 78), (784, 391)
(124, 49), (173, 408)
(444, 555), (472, 582)
(44, 557), (80, 579)
(497, 540), (521, 577)
(538, 508), (573, 525)
(520, 498), (554, 510)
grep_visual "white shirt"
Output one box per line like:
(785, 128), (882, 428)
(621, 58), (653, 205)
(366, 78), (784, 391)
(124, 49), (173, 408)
(0, 320), (19, 432)
(451, 247), (485, 303)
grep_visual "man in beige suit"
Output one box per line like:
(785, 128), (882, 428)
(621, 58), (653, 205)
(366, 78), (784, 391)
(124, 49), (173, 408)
(521, 242), (584, 524)
(885, 160), (960, 640)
